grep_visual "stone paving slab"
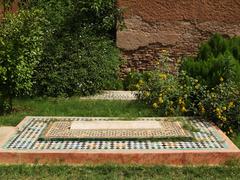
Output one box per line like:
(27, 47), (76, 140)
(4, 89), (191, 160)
(80, 91), (137, 100)
(0, 127), (17, 147)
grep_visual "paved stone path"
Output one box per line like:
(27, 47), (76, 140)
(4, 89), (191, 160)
(80, 91), (137, 100)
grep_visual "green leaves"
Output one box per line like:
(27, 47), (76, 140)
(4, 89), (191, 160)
(33, 33), (121, 97)
(0, 0), (122, 113)
(181, 34), (240, 88)
(0, 9), (46, 113)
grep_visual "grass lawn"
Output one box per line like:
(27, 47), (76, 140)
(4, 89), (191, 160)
(0, 97), (158, 126)
(0, 164), (239, 180)
(0, 97), (240, 179)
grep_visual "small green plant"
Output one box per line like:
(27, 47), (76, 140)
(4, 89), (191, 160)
(124, 50), (174, 90)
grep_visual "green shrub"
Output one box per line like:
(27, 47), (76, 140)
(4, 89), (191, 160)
(182, 53), (240, 87)
(229, 36), (240, 62)
(33, 32), (121, 97)
(197, 34), (228, 60)
(181, 34), (240, 88)
(0, 9), (45, 114)
(25, 0), (123, 96)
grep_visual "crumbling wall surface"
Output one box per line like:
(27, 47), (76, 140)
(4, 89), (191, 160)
(117, 0), (240, 74)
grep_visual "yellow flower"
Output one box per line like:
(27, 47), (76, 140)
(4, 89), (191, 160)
(178, 97), (185, 105)
(220, 77), (224, 82)
(198, 102), (205, 113)
(135, 84), (140, 90)
(200, 106), (205, 113)
(228, 101), (235, 108)
(215, 107), (222, 116)
(144, 91), (150, 97)
(177, 59), (181, 64)
(222, 106), (227, 111)
(161, 49), (168, 53)
(159, 97), (164, 104)
(195, 84), (200, 90)
(139, 80), (144, 86)
(159, 73), (167, 80)
(221, 116), (227, 122)
(215, 107), (221, 112)
(152, 103), (158, 109)
(211, 93), (216, 98)
(178, 97), (182, 102)
(181, 106), (187, 113)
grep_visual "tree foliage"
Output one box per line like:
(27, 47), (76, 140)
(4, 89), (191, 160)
(0, 9), (45, 114)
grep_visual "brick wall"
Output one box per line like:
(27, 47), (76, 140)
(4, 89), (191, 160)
(117, 0), (240, 75)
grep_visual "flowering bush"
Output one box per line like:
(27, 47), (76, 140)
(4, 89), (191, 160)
(201, 82), (240, 135)
(136, 71), (240, 135)
(136, 71), (206, 116)
(133, 50), (240, 135)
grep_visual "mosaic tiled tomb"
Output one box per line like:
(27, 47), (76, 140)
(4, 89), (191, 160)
(2, 117), (229, 150)
(1, 116), (240, 165)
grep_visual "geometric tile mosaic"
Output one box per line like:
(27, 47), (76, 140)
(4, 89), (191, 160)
(3, 117), (228, 151)
(42, 120), (192, 141)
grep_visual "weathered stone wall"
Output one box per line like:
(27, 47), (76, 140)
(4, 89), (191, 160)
(117, 0), (240, 75)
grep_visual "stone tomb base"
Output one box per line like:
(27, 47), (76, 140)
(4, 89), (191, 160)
(0, 116), (240, 165)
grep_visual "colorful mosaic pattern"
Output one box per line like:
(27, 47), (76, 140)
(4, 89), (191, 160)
(42, 120), (192, 140)
(3, 117), (227, 151)
(80, 91), (137, 100)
